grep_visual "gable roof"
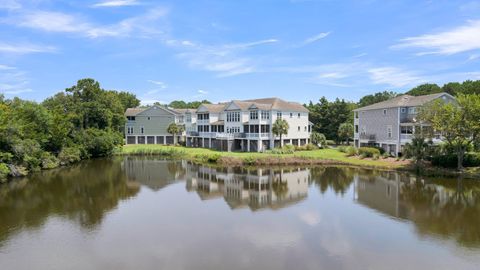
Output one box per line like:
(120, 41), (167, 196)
(196, 97), (308, 113)
(354, 92), (454, 112)
(125, 108), (148, 116)
(197, 103), (227, 113)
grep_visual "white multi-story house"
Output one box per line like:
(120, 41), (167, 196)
(185, 98), (311, 152)
(353, 92), (456, 156)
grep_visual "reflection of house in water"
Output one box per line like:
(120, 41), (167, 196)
(354, 172), (406, 218)
(354, 171), (475, 219)
(122, 157), (186, 191)
(186, 165), (310, 211)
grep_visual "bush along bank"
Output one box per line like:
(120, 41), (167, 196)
(0, 78), (140, 183)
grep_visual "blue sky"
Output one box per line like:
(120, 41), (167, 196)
(1, 0), (479, 104)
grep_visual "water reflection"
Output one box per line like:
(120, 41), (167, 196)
(354, 171), (480, 248)
(0, 158), (139, 247)
(185, 165), (310, 211)
(0, 156), (479, 265)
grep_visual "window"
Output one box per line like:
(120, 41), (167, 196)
(401, 126), (413, 134)
(127, 116), (136, 121)
(304, 126), (307, 131)
(290, 113), (293, 118)
(408, 107), (417, 114)
(186, 114), (192, 123)
(147, 117), (151, 120)
(127, 126), (134, 134)
(298, 126), (300, 131)
(250, 110), (258, 120)
(140, 126), (144, 134)
(383, 109), (387, 115)
(387, 126), (392, 138)
(227, 111), (240, 122)
(298, 113), (301, 118)
(355, 125), (358, 133)
(277, 112), (282, 119)
(198, 113), (209, 120)
(261, 110), (270, 120)
(354, 112), (358, 119)
(401, 108), (406, 113)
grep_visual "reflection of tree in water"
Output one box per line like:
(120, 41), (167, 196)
(167, 160), (187, 179)
(400, 178), (480, 248)
(310, 167), (357, 195)
(272, 177), (289, 200)
(0, 158), (139, 247)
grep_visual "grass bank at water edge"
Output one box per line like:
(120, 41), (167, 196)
(118, 145), (406, 169)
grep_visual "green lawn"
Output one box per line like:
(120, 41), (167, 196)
(120, 145), (405, 169)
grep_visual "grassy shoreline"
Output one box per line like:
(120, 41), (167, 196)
(118, 145), (480, 179)
(118, 145), (407, 169)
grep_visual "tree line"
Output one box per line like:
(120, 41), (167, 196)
(0, 78), (140, 181)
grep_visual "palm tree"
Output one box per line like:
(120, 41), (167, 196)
(167, 123), (180, 145)
(272, 119), (289, 147)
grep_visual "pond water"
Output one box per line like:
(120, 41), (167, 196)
(0, 157), (480, 270)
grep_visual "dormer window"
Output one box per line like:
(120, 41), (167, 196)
(127, 116), (136, 121)
(250, 110), (258, 120)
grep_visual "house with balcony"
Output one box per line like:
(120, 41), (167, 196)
(353, 92), (455, 156)
(185, 97), (311, 152)
(124, 105), (193, 145)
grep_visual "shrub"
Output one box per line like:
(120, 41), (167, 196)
(338, 146), (347, 153)
(75, 129), (123, 158)
(271, 145), (295, 154)
(58, 146), (82, 165)
(295, 143), (318, 151)
(431, 153), (480, 168)
(0, 163), (10, 183)
(345, 146), (358, 157)
(358, 147), (381, 158)
(41, 152), (59, 169)
(310, 132), (327, 148)
(243, 156), (257, 165)
(0, 152), (13, 163)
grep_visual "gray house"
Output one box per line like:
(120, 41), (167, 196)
(124, 106), (192, 145)
(353, 92), (456, 156)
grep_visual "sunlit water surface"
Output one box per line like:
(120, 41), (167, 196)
(1, 157), (479, 270)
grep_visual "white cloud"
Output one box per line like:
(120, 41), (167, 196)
(0, 42), (56, 54)
(368, 67), (426, 87)
(147, 80), (167, 88)
(392, 20), (480, 55)
(92, 0), (141, 7)
(6, 8), (168, 38)
(0, 0), (21, 10)
(170, 38), (277, 77)
(0, 67), (32, 96)
(303, 32), (331, 45)
(0, 64), (16, 70)
(197, 90), (208, 95)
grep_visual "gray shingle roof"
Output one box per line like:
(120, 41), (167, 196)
(354, 92), (452, 111)
(197, 97), (308, 113)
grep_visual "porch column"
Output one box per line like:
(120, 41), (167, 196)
(247, 140), (250, 152)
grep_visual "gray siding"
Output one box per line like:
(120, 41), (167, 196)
(358, 107), (399, 143)
(125, 107), (176, 136)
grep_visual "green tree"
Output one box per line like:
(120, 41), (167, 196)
(310, 132), (326, 148)
(404, 132), (433, 170)
(418, 94), (480, 170)
(407, 83), (442, 96)
(167, 123), (182, 145)
(358, 91), (397, 107)
(337, 122), (354, 145)
(272, 119), (289, 147)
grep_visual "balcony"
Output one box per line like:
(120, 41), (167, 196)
(187, 131), (199, 136)
(359, 134), (376, 142)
